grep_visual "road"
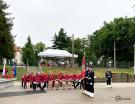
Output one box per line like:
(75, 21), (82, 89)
(0, 82), (135, 104)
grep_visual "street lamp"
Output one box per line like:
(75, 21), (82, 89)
(114, 38), (119, 69)
(114, 40), (116, 69)
(72, 34), (74, 69)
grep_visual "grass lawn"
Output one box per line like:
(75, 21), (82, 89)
(0, 65), (134, 80)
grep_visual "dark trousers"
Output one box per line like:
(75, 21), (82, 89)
(42, 82), (46, 89)
(88, 85), (94, 93)
(39, 82), (46, 91)
(73, 80), (75, 88)
(82, 78), (87, 90)
(107, 78), (111, 85)
(24, 82), (27, 89)
(32, 82), (37, 91)
(74, 80), (82, 89)
(85, 79), (94, 93)
(21, 80), (24, 87)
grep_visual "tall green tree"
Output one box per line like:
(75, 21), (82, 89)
(34, 42), (45, 53)
(22, 36), (35, 66)
(0, 0), (14, 63)
(34, 42), (46, 63)
(52, 28), (72, 50)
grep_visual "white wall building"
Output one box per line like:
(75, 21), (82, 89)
(14, 46), (23, 65)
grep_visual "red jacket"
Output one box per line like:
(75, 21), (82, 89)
(36, 74), (41, 83)
(30, 75), (36, 82)
(49, 74), (55, 81)
(77, 74), (81, 80)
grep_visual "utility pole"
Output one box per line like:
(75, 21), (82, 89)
(72, 34), (74, 70)
(134, 43), (135, 74)
(27, 60), (29, 73)
(114, 41), (116, 69)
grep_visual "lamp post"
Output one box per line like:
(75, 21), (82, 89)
(114, 40), (116, 69)
(72, 34), (74, 69)
(114, 38), (119, 69)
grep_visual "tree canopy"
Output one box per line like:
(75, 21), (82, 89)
(90, 17), (135, 62)
(0, 0), (15, 63)
(22, 36), (35, 66)
(52, 28), (72, 51)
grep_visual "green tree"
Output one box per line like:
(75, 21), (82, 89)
(0, 0), (14, 63)
(90, 17), (135, 65)
(22, 36), (35, 66)
(34, 42), (46, 63)
(52, 28), (72, 50)
(34, 42), (45, 53)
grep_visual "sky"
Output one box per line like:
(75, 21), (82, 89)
(5, 0), (135, 47)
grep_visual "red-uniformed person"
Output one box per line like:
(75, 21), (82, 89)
(30, 73), (36, 91)
(36, 72), (41, 89)
(48, 73), (55, 89)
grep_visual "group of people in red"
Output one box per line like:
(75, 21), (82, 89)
(21, 72), (83, 91)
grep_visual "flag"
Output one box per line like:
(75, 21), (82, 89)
(2, 64), (6, 77)
(81, 54), (86, 78)
(12, 64), (16, 77)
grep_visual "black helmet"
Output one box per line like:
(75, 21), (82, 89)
(86, 63), (91, 67)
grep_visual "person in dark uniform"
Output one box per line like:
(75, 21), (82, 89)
(105, 69), (112, 87)
(85, 64), (95, 97)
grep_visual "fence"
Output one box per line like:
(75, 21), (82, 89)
(95, 73), (135, 82)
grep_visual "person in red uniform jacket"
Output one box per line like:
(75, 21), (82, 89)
(48, 73), (55, 89)
(72, 74), (77, 88)
(36, 72), (41, 89)
(64, 73), (69, 85)
(33, 74), (37, 91)
(23, 73), (29, 89)
(58, 72), (64, 87)
(40, 73), (48, 91)
(30, 73), (36, 91)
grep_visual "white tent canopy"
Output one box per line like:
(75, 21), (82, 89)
(38, 49), (78, 58)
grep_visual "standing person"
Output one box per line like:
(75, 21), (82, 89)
(85, 64), (95, 97)
(105, 69), (112, 88)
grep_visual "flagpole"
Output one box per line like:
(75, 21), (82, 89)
(72, 34), (75, 70)
(39, 61), (42, 72)
(27, 60), (29, 73)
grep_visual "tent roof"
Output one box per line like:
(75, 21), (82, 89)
(38, 49), (78, 58)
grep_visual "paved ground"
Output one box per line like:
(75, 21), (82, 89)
(0, 82), (135, 104)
